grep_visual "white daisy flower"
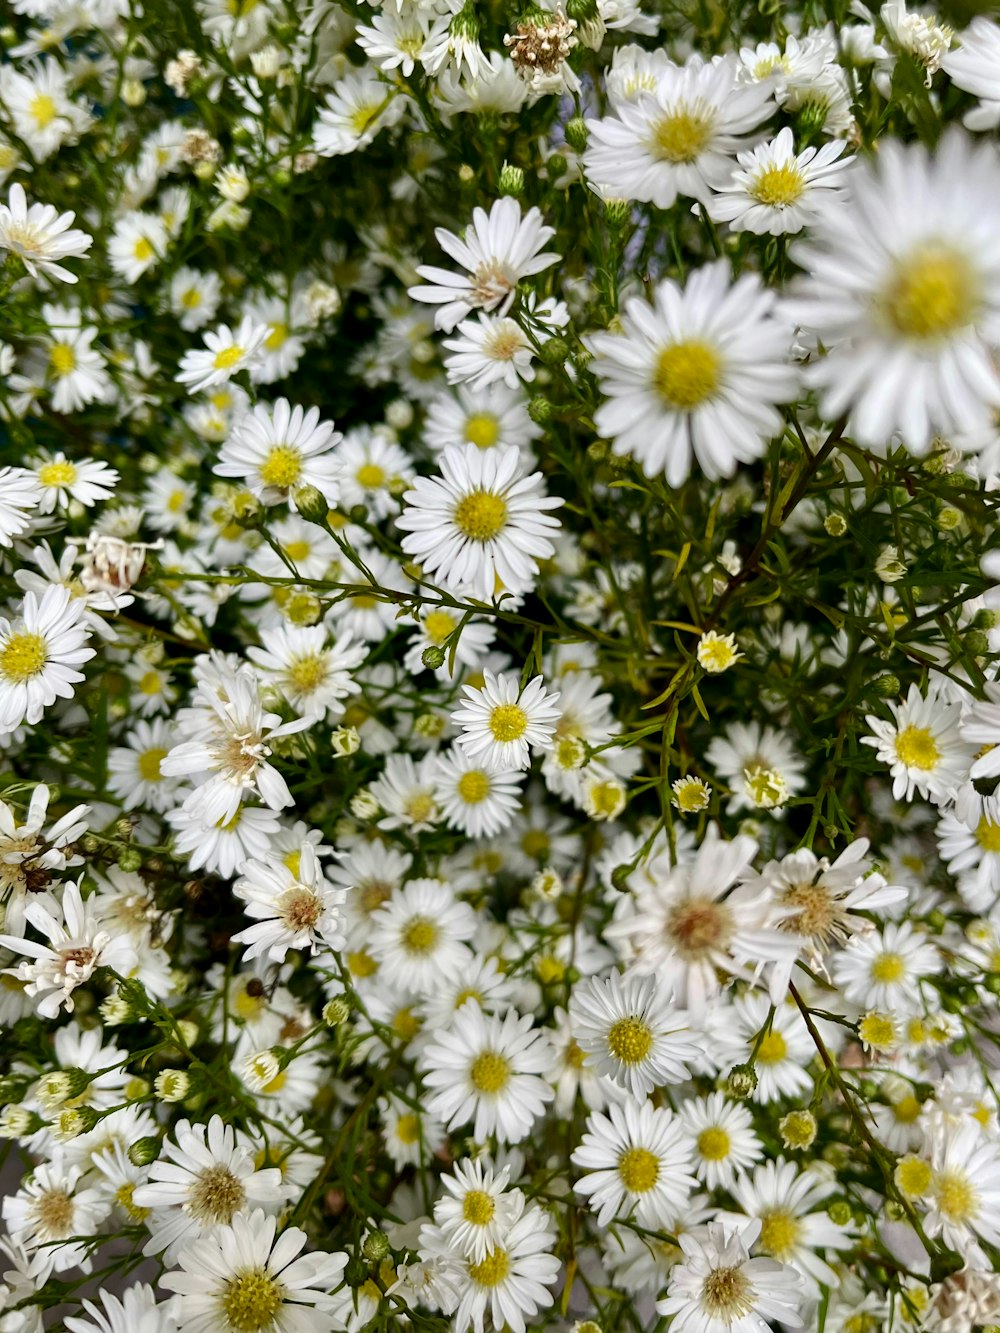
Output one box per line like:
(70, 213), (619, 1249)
(2, 1162), (109, 1273)
(712, 992), (815, 1103)
(435, 747), (525, 838)
(106, 717), (182, 814)
(678, 1091), (764, 1191)
(942, 16), (1000, 130)
(864, 683), (972, 804)
(705, 720), (807, 813)
(0, 466), (43, 548)
(937, 809), (1000, 912)
(431, 1158), (520, 1263)
(0, 182), (91, 283)
(233, 842), (347, 963)
(451, 670), (561, 773)
(313, 70), (407, 157)
(656, 1219), (804, 1333)
(169, 265), (223, 332)
(832, 920), (941, 1012)
(368, 877), (477, 994)
(0, 584), (95, 737)
(924, 1122), (1000, 1260)
(166, 797), (281, 880)
(420, 1002), (554, 1144)
(397, 442), (563, 601)
(214, 398), (343, 506)
(369, 752), (443, 833)
(40, 303), (112, 413)
(175, 317), (269, 394)
(31, 452), (118, 513)
(333, 427), (414, 519)
(356, 10), (443, 78)
(571, 1100), (696, 1228)
(161, 1209), (347, 1333)
(442, 312), (537, 390)
(248, 624), (367, 720)
(788, 131), (1000, 453)
(568, 970), (700, 1098)
(108, 211), (169, 284)
(379, 1089), (445, 1170)
(583, 52), (775, 208)
(424, 383), (541, 457)
(63, 1284), (180, 1333)
(586, 262), (798, 486)
(409, 196), (559, 332)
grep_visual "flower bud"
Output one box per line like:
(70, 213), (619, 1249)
(527, 396), (554, 425)
(154, 1070), (191, 1103)
(565, 117), (588, 153)
(965, 629), (990, 657)
(498, 162), (524, 198)
(295, 485), (330, 525)
(827, 1200), (853, 1226)
(56, 1107), (99, 1141)
(538, 337), (570, 367)
(118, 847), (142, 873)
(872, 673), (901, 698)
(362, 1230), (391, 1263)
(421, 646), (446, 670)
(824, 513), (847, 536)
(726, 1064), (758, 1098)
(331, 727), (361, 757)
(0, 1105), (34, 1137)
(324, 997), (351, 1026)
(128, 1136), (161, 1167)
(779, 1110), (817, 1150)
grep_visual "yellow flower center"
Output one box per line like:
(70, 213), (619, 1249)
(895, 1155), (932, 1198)
(470, 1050), (510, 1094)
(133, 236), (155, 262)
(750, 162), (805, 207)
(883, 245), (976, 340)
(654, 340), (721, 409)
(606, 1016), (653, 1065)
(976, 817), (1000, 853)
(401, 916), (439, 954)
(457, 770), (491, 804)
(674, 779), (710, 812)
(49, 343), (76, 377)
(259, 445), (302, 489)
(870, 951), (905, 984)
(423, 610), (455, 645)
(38, 460), (78, 487)
(393, 1006), (421, 1041)
(29, 93), (57, 128)
(618, 1146), (660, 1193)
(34, 1189), (74, 1235)
(221, 1268), (285, 1333)
(284, 540), (311, 562)
(454, 491), (507, 542)
(0, 631), (48, 683)
(396, 1113), (420, 1144)
(355, 462), (385, 489)
(701, 1265), (754, 1321)
(265, 322), (287, 351)
(138, 670), (162, 695)
(934, 1170), (977, 1221)
(651, 107), (712, 162)
(465, 413), (500, 448)
(404, 792), (435, 823)
(894, 725), (940, 770)
(213, 344), (245, 371)
(350, 102), (381, 136)
(348, 949), (378, 978)
(757, 1209), (801, 1260)
(463, 1189), (495, 1225)
(697, 1127), (731, 1161)
(188, 1164), (246, 1224)
(181, 287), (202, 308)
(756, 1030), (788, 1064)
(468, 1248), (510, 1288)
(288, 653), (327, 694)
(114, 1182), (149, 1222)
(489, 703), (528, 742)
(893, 1095), (922, 1124)
(137, 748), (167, 782)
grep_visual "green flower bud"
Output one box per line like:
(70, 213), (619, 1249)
(565, 117), (588, 153)
(873, 673), (901, 698)
(498, 162), (524, 198)
(128, 1136), (161, 1167)
(362, 1230), (391, 1263)
(604, 197), (631, 230)
(974, 609), (1000, 630)
(824, 513), (848, 537)
(117, 847), (142, 873)
(349, 504), (369, 525)
(827, 1200), (852, 1226)
(527, 396), (554, 425)
(546, 152), (567, 181)
(295, 485), (329, 525)
(323, 997), (351, 1026)
(421, 646), (446, 670)
(538, 337), (570, 367)
(965, 629), (990, 656)
(726, 1064), (758, 1099)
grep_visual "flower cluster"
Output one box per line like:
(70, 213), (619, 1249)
(3, 0), (1000, 1331)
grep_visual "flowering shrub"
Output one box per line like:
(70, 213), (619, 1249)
(4, 0), (1000, 1330)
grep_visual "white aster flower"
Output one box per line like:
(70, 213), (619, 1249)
(175, 317), (269, 394)
(233, 842), (347, 963)
(248, 624), (367, 720)
(0, 584), (95, 737)
(442, 311), (538, 390)
(586, 262), (798, 486)
(0, 466), (43, 547)
(434, 747), (525, 837)
(452, 670), (561, 772)
(108, 211), (169, 284)
(832, 919), (941, 1012)
(864, 683), (972, 804)
(431, 1158), (520, 1263)
(313, 70), (407, 157)
(0, 182), (91, 283)
(368, 877), (477, 993)
(942, 16), (1000, 130)
(214, 398), (343, 506)
(2, 1162), (109, 1273)
(572, 1099), (696, 1228)
(679, 1091), (764, 1191)
(63, 1284), (180, 1333)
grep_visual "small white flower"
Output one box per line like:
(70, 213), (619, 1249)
(452, 670), (561, 772)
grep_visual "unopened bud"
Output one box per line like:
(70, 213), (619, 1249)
(324, 997), (351, 1026)
(128, 1136), (161, 1167)
(565, 117), (588, 153)
(362, 1230), (391, 1263)
(727, 1064), (758, 1098)
(527, 396), (554, 425)
(824, 513), (847, 537)
(154, 1070), (191, 1103)
(331, 727), (361, 757)
(872, 673), (901, 698)
(779, 1110), (817, 1150)
(421, 646), (446, 670)
(498, 162), (524, 197)
(295, 485), (329, 524)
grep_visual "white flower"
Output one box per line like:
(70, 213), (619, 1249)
(108, 211), (169, 284)
(584, 53), (775, 208)
(166, 802), (281, 879)
(161, 1209), (348, 1333)
(32, 452), (119, 513)
(0, 466), (42, 547)
(106, 717), (182, 814)
(442, 312), (538, 390)
(40, 303), (112, 413)
(233, 842), (347, 963)
(0, 879), (138, 1019)
(430, 1159), (520, 1263)
(313, 70), (407, 157)
(0, 182), (91, 283)
(215, 398), (343, 506)
(788, 131), (1000, 453)
(832, 919), (941, 1012)
(696, 629), (743, 673)
(333, 426), (414, 519)
(586, 262), (798, 486)
(923, 1122), (1000, 1261)
(864, 683), (972, 804)
(705, 126), (854, 236)
(452, 670), (561, 772)
(248, 624), (367, 720)
(169, 266), (223, 332)
(656, 1219), (804, 1332)
(435, 747), (525, 837)
(942, 16), (1000, 130)
(175, 317), (269, 394)
(410, 197), (559, 332)
(420, 1002), (554, 1144)
(368, 877), (477, 992)
(425, 382), (541, 457)
(679, 1091), (764, 1191)
(63, 1284), (180, 1333)
(572, 1100), (696, 1227)
(2, 1162), (109, 1273)
(568, 970), (700, 1098)
(0, 584), (95, 737)
(397, 443), (563, 601)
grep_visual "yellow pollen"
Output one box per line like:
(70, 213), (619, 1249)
(701, 1265), (754, 1320)
(883, 245), (976, 340)
(618, 1146), (660, 1193)
(49, 343), (76, 377)
(395, 1112), (420, 1144)
(465, 414), (500, 449)
(871, 951), (905, 984)
(355, 462), (385, 488)
(470, 1050), (510, 1094)
(38, 460), (78, 487)
(405, 792), (435, 823)
(259, 445), (302, 489)
(463, 1189), (496, 1225)
(934, 1170), (977, 1221)
(188, 1164), (246, 1224)
(29, 93), (57, 128)
(137, 748), (167, 782)
(893, 1095), (922, 1124)
(750, 163), (805, 207)
(521, 829), (549, 858)
(279, 887), (322, 931)
(457, 770), (491, 803)
(133, 236), (155, 262)
(401, 916), (439, 954)
(181, 287), (202, 308)
(0, 631), (48, 683)
(454, 491), (507, 542)
(894, 725), (940, 771)
(283, 850), (302, 878)
(607, 1016), (653, 1064)
(651, 108), (712, 163)
(667, 897), (733, 959)
(350, 102), (380, 135)
(697, 1127), (731, 1161)
(284, 540), (311, 563)
(288, 653), (326, 694)
(265, 322), (287, 351)
(393, 1006), (421, 1041)
(488, 703), (528, 743)
(213, 344), (245, 371)
(654, 340), (721, 409)
(756, 1030), (788, 1064)
(757, 1209), (801, 1260)
(234, 987), (265, 1019)
(347, 949), (378, 978)
(535, 955), (565, 984)
(138, 669), (162, 695)
(976, 817), (1000, 853)
(468, 1248), (510, 1288)
(114, 1182), (150, 1221)
(423, 610), (456, 645)
(221, 1268), (284, 1333)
